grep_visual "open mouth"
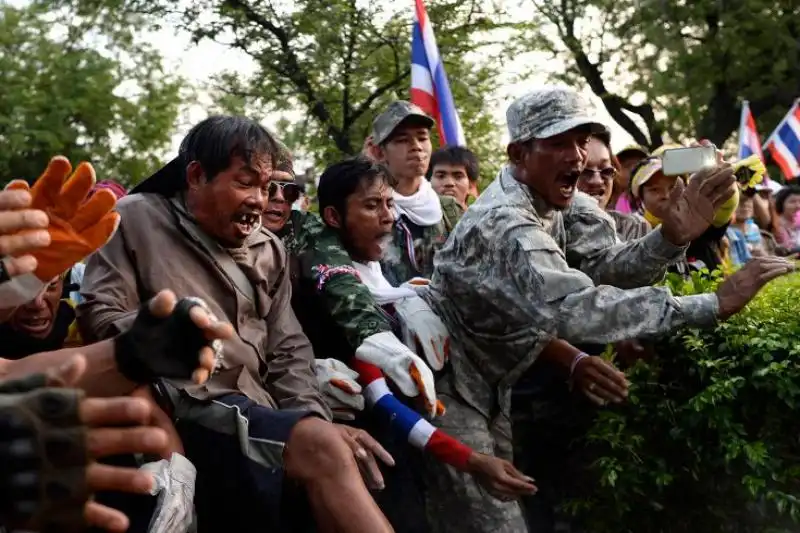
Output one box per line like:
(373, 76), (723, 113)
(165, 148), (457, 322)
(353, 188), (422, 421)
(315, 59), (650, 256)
(232, 211), (261, 236)
(19, 317), (51, 334)
(557, 170), (581, 199)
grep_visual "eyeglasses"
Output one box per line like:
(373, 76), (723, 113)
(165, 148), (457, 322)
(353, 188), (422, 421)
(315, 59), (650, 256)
(268, 181), (302, 204)
(579, 167), (617, 181)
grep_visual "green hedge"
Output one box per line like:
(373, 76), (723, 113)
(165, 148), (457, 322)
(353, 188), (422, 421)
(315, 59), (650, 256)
(564, 271), (800, 533)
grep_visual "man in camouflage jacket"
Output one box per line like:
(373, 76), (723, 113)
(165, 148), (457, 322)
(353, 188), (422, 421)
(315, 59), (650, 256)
(419, 87), (790, 532)
(264, 146), (444, 417)
(366, 101), (464, 285)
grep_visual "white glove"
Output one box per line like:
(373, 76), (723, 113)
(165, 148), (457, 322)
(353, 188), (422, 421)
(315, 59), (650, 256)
(355, 331), (438, 417)
(399, 277), (431, 293)
(140, 453), (197, 533)
(393, 295), (449, 371)
(314, 358), (365, 421)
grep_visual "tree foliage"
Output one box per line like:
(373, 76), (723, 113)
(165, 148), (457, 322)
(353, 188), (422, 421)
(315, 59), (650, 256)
(525, 0), (800, 151)
(0, 1), (186, 186)
(57, 0), (516, 185)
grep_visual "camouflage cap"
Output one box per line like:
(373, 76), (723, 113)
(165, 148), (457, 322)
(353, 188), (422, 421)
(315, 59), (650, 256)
(506, 86), (608, 144)
(372, 101), (435, 145)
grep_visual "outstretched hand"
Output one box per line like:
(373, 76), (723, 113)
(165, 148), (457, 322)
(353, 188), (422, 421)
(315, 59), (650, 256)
(659, 163), (735, 246)
(114, 290), (234, 384)
(0, 354), (172, 533)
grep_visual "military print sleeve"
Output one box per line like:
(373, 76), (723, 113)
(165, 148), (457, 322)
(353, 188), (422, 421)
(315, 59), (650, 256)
(507, 226), (719, 345)
(298, 217), (393, 350)
(565, 197), (686, 289)
(439, 195), (465, 234)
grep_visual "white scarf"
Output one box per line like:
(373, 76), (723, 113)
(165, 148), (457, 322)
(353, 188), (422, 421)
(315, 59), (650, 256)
(351, 261), (416, 305)
(392, 178), (442, 226)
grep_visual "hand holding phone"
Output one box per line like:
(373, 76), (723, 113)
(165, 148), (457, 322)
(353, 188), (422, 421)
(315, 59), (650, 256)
(661, 146), (718, 177)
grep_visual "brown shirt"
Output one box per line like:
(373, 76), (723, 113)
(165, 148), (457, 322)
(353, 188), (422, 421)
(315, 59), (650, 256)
(77, 192), (331, 420)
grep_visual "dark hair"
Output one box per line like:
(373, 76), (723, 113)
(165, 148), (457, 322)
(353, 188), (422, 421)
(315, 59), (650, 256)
(178, 116), (279, 180)
(318, 157), (390, 225)
(427, 146), (480, 182)
(775, 185), (800, 215)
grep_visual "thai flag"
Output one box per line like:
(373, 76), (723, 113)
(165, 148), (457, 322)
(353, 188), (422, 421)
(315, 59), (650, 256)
(410, 0), (466, 146)
(739, 101), (771, 181)
(763, 100), (800, 180)
(739, 101), (768, 161)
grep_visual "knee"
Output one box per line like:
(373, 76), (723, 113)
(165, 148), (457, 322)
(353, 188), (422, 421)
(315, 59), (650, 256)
(284, 417), (355, 482)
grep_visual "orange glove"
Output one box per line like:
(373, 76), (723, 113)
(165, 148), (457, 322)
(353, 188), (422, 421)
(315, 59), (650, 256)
(0, 156), (120, 306)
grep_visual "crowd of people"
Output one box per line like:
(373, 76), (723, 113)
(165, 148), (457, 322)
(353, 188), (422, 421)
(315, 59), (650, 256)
(0, 85), (796, 533)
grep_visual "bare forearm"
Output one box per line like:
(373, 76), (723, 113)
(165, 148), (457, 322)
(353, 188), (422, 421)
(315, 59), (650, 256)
(753, 195), (771, 229)
(0, 340), (137, 397)
(538, 338), (583, 376)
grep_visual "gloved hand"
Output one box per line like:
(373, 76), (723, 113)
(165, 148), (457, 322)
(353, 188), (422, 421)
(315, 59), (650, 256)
(355, 331), (440, 417)
(0, 373), (88, 533)
(115, 295), (228, 384)
(0, 156), (120, 307)
(314, 359), (365, 421)
(399, 277), (431, 293)
(140, 453), (197, 533)
(0, 356), (178, 533)
(393, 295), (449, 371)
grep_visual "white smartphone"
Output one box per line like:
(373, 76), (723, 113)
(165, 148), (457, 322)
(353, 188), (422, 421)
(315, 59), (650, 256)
(661, 146), (717, 176)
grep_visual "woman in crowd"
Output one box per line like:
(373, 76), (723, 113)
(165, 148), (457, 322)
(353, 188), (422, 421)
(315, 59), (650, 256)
(576, 133), (650, 241)
(609, 144), (649, 213)
(773, 185), (800, 249)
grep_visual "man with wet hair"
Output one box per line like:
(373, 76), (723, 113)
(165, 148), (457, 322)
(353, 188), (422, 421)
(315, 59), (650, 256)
(79, 116), (396, 533)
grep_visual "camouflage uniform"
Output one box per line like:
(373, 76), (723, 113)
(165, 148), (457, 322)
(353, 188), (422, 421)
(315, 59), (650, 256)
(273, 210), (393, 350)
(371, 100), (465, 285)
(277, 211), (432, 533)
(420, 88), (720, 533)
(608, 210), (651, 242)
(381, 195), (463, 286)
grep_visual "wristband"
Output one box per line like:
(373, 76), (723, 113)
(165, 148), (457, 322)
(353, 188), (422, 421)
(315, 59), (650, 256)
(569, 352), (589, 378)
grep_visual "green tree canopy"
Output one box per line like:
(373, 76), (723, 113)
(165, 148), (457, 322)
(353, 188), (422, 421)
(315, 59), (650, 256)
(525, 0), (800, 151)
(55, 0), (519, 185)
(0, 2), (187, 186)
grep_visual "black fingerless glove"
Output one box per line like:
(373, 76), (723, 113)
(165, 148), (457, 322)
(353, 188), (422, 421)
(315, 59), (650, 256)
(114, 297), (213, 383)
(0, 376), (88, 533)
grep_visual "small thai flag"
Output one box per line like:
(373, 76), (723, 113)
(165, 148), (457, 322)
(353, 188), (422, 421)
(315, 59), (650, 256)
(410, 0), (466, 146)
(763, 100), (800, 180)
(739, 101), (771, 182)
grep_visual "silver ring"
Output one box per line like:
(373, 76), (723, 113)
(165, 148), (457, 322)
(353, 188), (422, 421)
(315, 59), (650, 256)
(588, 382), (597, 392)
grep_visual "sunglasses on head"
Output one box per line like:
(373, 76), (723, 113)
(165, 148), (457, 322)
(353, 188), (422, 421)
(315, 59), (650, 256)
(268, 181), (302, 204)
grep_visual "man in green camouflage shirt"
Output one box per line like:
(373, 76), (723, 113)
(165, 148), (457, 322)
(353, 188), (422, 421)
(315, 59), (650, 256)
(262, 145), (443, 418)
(365, 101), (464, 286)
